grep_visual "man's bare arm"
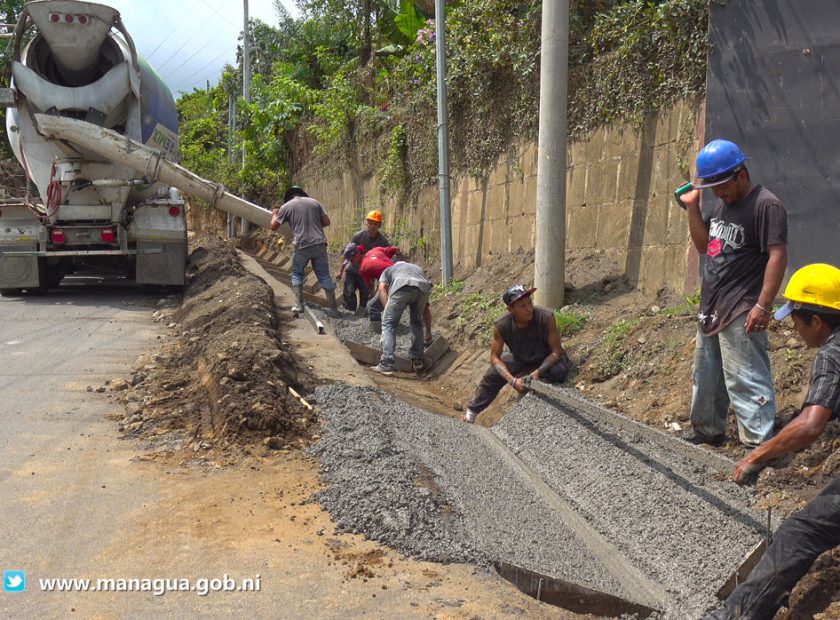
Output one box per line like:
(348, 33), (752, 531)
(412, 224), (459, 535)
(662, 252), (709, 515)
(532, 317), (565, 378)
(733, 405), (832, 481)
(378, 281), (389, 308)
(321, 214), (331, 227)
(489, 326), (515, 384)
(746, 244), (788, 333)
(681, 189), (709, 253)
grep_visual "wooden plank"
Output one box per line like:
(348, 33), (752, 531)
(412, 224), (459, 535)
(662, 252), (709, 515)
(341, 339), (413, 373)
(422, 335), (450, 368)
(717, 539), (767, 599)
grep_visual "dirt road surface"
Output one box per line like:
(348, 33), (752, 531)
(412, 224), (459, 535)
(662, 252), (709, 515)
(0, 275), (585, 619)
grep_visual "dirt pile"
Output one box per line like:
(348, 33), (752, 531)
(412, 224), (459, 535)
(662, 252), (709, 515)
(112, 237), (315, 459)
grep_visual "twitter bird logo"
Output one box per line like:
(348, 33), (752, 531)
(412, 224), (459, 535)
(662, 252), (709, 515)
(4, 570), (25, 592)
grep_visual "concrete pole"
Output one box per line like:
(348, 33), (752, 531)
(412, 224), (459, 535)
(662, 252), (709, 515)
(240, 0), (251, 235)
(435, 0), (453, 285)
(534, 0), (569, 309)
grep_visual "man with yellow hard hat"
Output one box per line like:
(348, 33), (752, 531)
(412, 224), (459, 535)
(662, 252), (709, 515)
(337, 210), (391, 311)
(705, 263), (840, 619)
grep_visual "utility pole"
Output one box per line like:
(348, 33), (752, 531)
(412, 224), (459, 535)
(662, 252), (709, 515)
(534, 0), (569, 309)
(434, 0), (453, 286)
(227, 94), (236, 237)
(240, 0), (251, 235)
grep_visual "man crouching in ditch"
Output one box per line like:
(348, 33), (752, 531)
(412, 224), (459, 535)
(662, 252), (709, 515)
(463, 284), (569, 424)
(705, 263), (840, 619)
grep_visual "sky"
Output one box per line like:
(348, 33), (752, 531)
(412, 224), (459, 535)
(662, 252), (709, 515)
(105, 0), (300, 97)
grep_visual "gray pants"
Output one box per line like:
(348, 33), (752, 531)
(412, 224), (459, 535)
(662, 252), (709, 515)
(380, 286), (428, 367)
(468, 352), (569, 413)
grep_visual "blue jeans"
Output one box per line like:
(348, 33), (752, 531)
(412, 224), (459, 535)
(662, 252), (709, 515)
(366, 293), (384, 322)
(690, 313), (775, 446)
(291, 244), (335, 290)
(380, 286), (428, 367)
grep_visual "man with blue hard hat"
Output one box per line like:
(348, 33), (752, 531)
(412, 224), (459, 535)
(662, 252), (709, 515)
(676, 139), (788, 449)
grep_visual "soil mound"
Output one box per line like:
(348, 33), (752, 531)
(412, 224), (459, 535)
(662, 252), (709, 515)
(113, 237), (314, 459)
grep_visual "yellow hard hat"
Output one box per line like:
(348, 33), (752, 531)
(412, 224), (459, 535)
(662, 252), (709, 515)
(774, 263), (840, 320)
(366, 210), (383, 223)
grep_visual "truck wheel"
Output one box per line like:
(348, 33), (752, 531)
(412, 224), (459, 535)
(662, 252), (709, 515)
(0, 288), (23, 297)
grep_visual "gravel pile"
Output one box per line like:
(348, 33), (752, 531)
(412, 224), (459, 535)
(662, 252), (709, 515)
(309, 382), (481, 564)
(494, 393), (766, 617)
(315, 308), (441, 358)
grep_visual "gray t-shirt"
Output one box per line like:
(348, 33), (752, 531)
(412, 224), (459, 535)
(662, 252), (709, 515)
(379, 262), (431, 296)
(273, 197), (328, 250)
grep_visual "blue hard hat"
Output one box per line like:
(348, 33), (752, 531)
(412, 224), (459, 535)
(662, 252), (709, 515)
(695, 139), (748, 188)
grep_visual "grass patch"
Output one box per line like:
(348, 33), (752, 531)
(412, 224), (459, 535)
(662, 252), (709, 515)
(430, 279), (465, 302)
(455, 292), (506, 346)
(594, 318), (642, 379)
(554, 308), (589, 337)
(662, 288), (701, 317)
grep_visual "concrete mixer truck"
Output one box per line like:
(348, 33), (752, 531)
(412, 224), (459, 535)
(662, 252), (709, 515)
(0, 0), (272, 296)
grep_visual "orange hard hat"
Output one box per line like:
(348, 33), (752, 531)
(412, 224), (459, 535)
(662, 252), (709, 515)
(366, 210), (383, 223)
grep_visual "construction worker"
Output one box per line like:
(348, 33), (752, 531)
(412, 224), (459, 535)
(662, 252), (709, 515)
(337, 210), (391, 311)
(340, 242), (368, 310)
(678, 139), (787, 447)
(270, 186), (339, 317)
(371, 261), (433, 375)
(463, 285), (569, 424)
(705, 263), (840, 620)
(359, 245), (400, 333)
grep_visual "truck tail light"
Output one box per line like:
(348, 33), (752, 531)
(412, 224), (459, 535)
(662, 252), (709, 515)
(169, 206), (181, 217)
(51, 229), (66, 244)
(101, 228), (115, 243)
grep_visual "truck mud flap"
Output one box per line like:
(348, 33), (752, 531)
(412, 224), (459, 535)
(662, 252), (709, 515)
(136, 241), (186, 286)
(0, 244), (40, 288)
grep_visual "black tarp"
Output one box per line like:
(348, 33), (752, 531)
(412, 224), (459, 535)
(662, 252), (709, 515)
(705, 0), (840, 277)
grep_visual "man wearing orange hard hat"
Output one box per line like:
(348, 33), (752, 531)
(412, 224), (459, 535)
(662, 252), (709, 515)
(337, 209), (391, 312)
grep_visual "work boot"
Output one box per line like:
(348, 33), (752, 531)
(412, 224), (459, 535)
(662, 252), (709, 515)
(291, 285), (305, 314)
(324, 289), (341, 318)
(463, 409), (477, 424)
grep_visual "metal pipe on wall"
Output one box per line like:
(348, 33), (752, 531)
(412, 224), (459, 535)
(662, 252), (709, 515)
(435, 0), (453, 286)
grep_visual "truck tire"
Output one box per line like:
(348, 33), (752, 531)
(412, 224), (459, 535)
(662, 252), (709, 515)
(0, 288), (23, 296)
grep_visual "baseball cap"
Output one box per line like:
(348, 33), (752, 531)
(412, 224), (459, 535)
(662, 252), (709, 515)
(502, 284), (536, 306)
(343, 243), (364, 260)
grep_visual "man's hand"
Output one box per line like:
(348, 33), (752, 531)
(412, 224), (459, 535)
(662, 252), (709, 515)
(511, 377), (530, 394)
(680, 188), (701, 211)
(270, 209), (280, 231)
(745, 304), (771, 333)
(732, 454), (762, 483)
(335, 271), (343, 282)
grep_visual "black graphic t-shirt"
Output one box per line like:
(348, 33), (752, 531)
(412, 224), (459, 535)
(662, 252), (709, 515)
(699, 185), (787, 336)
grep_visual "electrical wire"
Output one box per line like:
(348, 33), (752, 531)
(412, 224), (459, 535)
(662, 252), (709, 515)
(144, 0), (202, 61)
(153, 0), (230, 72)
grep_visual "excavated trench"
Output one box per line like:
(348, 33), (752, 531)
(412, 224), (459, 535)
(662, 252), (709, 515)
(243, 246), (769, 618)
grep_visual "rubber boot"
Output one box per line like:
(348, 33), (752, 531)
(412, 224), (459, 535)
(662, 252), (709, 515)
(291, 285), (304, 314)
(324, 289), (341, 318)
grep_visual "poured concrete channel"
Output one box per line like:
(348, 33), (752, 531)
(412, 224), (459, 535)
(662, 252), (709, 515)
(311, 383), (769, 618)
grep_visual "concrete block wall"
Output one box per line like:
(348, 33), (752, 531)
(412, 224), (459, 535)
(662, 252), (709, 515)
(301, 98), (701, 295)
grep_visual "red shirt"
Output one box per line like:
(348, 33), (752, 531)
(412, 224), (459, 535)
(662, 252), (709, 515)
(359, 246), (399, 290)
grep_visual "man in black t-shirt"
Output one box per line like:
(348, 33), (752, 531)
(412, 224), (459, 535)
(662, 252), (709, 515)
(463, 284), (569, 424)
(704, 264), (840, 620)
(679, 140), (787, 447)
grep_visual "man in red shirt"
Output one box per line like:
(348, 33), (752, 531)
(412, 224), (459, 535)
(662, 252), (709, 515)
(359, 246), (400, 331)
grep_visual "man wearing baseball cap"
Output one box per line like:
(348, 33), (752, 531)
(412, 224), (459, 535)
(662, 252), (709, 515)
(705, 264), (840, 619)
(463, 284), (569, 423)
(676, 139), (787, 448)
(336, 210), (391, 311)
